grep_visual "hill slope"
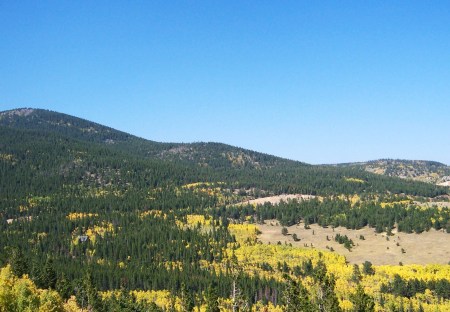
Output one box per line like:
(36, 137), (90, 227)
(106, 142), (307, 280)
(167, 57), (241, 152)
(1, 108), (448, 198)
(1, 108), (450, 311)
(338, 159), (450, 186)
(0, 108), (296, 170)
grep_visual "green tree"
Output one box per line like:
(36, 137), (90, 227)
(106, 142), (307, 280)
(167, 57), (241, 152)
(180, 283), (194, 312)
(9, 248), (28, 278)
(42, 257), (57, 289)
(351, 264), (361, 284)
(362, 261), (375, 275)
(55, 273), (72, 300)
(313, 262), (342, 312)
(349, 285), (374, 312)
(76, 270), (104, 312)
(205, 282), (220, 312)
(282, 274), (313, 312)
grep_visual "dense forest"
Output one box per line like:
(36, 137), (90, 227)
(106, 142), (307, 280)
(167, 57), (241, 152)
(0, 108), (449, 311)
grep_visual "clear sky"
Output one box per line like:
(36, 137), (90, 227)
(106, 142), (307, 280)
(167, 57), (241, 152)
(1, 1), (449, 165)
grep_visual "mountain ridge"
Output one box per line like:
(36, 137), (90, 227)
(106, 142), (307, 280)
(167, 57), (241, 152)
(0, 108), (301, 170)
(337, 159), (450, 186)
(3, 108), (448, 168)
(1, 108), (448, 195)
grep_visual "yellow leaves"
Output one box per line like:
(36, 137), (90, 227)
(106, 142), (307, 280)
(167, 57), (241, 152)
(0, 153), (15, 163)
(162, 261), (183, 271)
(180, 182), (231, 205)
(70, 221), (114, 247)
(251, 301), (283, 312)
(92, 221), (114, 237)
(339, 299), (353, 311)
(375, 264), (450, 282)
(187, 214), (211, 226)
(96, 258), (108, 266)
(0, 265), (69, 311)
(380, 200), (411, 208)
(344, 177), (366, 184)
(39, 289), (64, 312)
(66, 212), (99, 220)
(228, 223), (259, 243)
(37, 232), (48, 240)
(132, 290), (180, 311)
(139, 210), (166, 219)
(227, 242), (348, 283)
(182, 182), (225, 189)
(63, 296), (81, 312)
(176, 214), (212, 231)
(15, 195), (51, 212)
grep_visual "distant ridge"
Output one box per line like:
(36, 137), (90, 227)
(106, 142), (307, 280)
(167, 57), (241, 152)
(338, 159), (450, 185)
(1, 107), (447, 197)
(0, 108), (302, 170)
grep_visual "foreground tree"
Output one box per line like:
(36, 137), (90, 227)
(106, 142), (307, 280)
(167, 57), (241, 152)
(282, 274), (313, 312)
(349, 285), (374, 312)
(313, 262), (342, 312)
(205, 282), (220, 312)
(9, 248), (28, 278)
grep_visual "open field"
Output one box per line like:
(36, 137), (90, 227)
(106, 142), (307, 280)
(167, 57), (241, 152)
(236, 194), (315, 206)
(415, 201), (450, 208)
(257, 221), (450, 265)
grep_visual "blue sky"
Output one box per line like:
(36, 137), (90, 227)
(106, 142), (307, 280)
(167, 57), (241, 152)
(1, 1), (449, 164)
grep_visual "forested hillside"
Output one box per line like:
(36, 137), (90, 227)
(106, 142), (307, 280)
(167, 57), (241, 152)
(0, 108), (449, 311)
(338, 159), (450, 186)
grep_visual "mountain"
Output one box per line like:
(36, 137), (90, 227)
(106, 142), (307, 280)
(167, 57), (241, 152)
(0, 108), (296, 170)
(1, 108), (450, 310)
(0, 108), (447, 197)
(338, 159), (450, 186)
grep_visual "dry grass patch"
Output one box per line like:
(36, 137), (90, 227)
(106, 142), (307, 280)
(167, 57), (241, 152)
(235, 194), (316, 206)
(257, 221), (450, 265)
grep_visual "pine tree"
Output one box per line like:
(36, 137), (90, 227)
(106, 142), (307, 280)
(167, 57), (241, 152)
(313, 261), (342, 312)
(349, 285), (374, 312)
(351, 264), (361, 284)
(30, 256), (44, 288)
(77, 270), (104, 312)
(56, 273), (72, 300)
(180, 283), (195, 312)
(282, 274), (313, 312)
(205, 282), (220, 312)
(42, 256), (57, 289)
(9, 247), (28, 277)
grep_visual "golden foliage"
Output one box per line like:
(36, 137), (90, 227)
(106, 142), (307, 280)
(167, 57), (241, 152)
(66, 212), (99, 220)
(344, 177), (366, 184)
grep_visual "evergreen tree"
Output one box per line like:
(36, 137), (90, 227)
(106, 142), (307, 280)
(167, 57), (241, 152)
(77, 270), (104, 312)
(30, 256), (44, 288)
(282, 274), (313, 312)
(56, 273), (72, 300)
(9, 248), (28, 277)
(362, 261), (375, 275)
(349, 285), (374, 312)
(313, 262), (342, 312)
(351, 264), (361, 284)
(180, 283), (195, 312)
(42, 256), (57, 289)
(205, 282), (220, 312)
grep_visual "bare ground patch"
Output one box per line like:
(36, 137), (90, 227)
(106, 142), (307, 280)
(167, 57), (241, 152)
(236, 194), (315, 206)
(257, 221), (450, 265)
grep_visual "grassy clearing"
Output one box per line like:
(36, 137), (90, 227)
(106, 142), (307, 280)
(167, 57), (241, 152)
(257, 221), (450, 265)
